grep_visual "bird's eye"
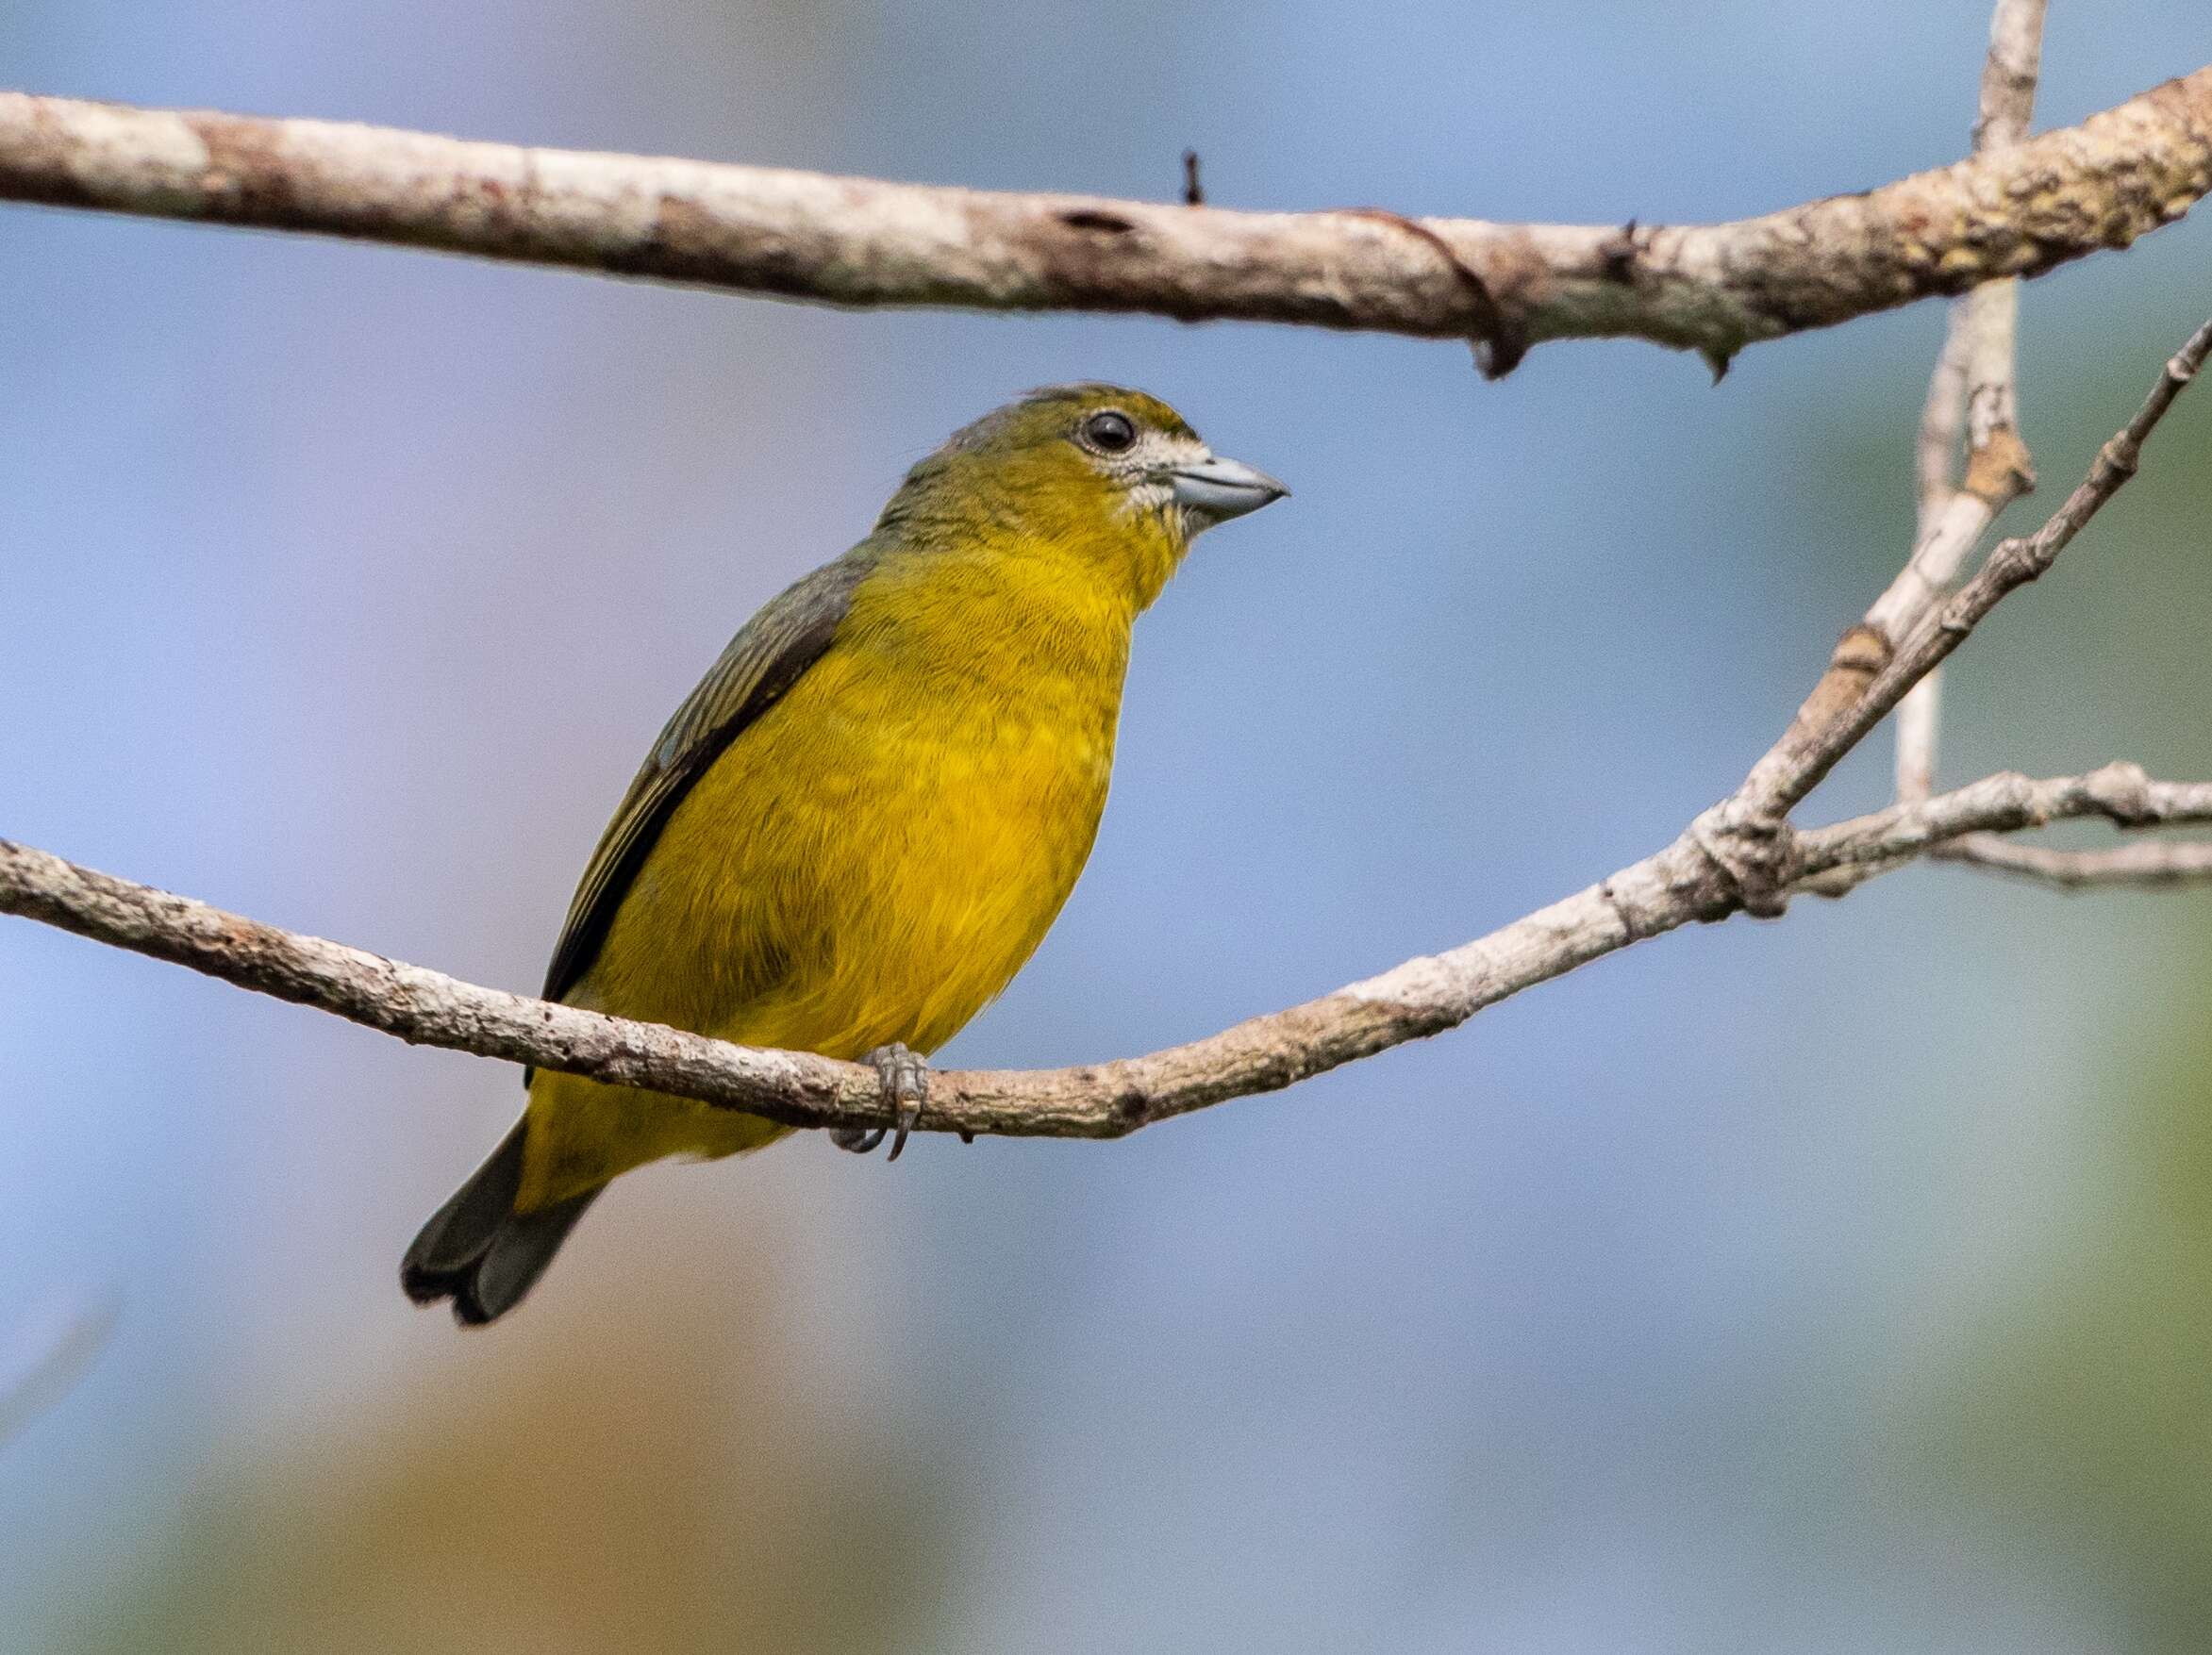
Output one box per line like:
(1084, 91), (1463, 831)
(1079, 410), (1139, 454)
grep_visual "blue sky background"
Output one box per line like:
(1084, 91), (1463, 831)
(5, 3), (2212, 1650)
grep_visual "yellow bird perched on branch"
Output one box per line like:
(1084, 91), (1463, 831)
(403, 384), (1286, 1323)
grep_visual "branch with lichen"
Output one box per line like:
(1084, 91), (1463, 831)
(0, 66), (2209, 376)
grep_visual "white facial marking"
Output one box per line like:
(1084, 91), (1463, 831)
(1104, 428), (1211, 525)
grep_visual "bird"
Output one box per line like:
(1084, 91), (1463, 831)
(401, 384), (1286, 1323)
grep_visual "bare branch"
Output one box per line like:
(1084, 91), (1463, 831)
(1935, 832), (2212, 888)
(0, 71), (2208, 372)
(1896, 306), (1973, 803)
(1896, 0), (2047, 803)
(1976, 0), (2051, 155)
(1777, 313), (2210, 849)
(1914, 316), (1973, 531)
(0, 837), (889, 1129)
(1633, 305), (2211, 949)
(7, 759), (2207, 1140)
(1928, 832), (2212, 885)
(1893, 672), (1946, 804)
(1807, 765), (2212, 872)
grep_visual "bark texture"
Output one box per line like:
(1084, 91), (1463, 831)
(0, 70), (2207, 372)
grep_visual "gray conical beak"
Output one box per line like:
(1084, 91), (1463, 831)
(1170, 454), (1289, 526)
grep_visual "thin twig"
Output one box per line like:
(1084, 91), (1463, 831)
(1641, 313), (2211, 933)
(1778, 318), (2212, 809)
(1806, 766), (2212, 872)
(1935, 832), (2212, 888)
(0, 74), (2207, 371)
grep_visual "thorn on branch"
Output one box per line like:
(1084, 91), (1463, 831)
(1597, 218), (1641, 283)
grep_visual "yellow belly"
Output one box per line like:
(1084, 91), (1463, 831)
(517, 637), (1119, 1210)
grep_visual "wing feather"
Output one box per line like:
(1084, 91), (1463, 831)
(538, 551), (872, 1008)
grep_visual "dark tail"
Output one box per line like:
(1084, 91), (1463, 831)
(401, 1119), (604, 1326)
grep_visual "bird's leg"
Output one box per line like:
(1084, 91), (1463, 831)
(830, 1043), (929, 1160)
(877, 1041), (928, 1161)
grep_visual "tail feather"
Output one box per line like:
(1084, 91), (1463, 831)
(402, 1120), (603, 1325)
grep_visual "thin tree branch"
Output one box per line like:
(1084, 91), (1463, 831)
(1595, 307), (2211, 944)
(1893, 313), (1980, 803)
(1897, 303), (1976, 803)
(7, 762), (2208, 1140)
(1933, 832), (2212, 888)
(1892, 673), (1947, 804)
(1975, 0), (2053, 155)
(1781, 308), (2207, 859)
(1809, 766), (2212, 871)
(1, 71), (2209, 373)
(1915, 314), (1973, 532)
(1775, 314), (2209, 803)
(1896, 0), (2047, 803)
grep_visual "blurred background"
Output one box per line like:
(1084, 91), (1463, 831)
(4, 3), (2211, 1649)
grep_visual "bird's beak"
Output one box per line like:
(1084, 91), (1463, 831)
(1169, 454), (1289, 525)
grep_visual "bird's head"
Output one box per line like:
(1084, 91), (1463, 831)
(879, 384), (1287, 610)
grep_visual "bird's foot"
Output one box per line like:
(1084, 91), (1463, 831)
(830, 1043), (929, 1161)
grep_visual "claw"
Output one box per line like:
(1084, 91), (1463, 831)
(878, 1042), (927, 1162)
(831, 1043), (928, 1160)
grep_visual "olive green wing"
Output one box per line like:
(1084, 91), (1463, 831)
(539, 551), (873, 1008)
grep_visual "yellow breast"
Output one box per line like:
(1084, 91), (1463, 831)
(518, 538), (1139, 1208)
